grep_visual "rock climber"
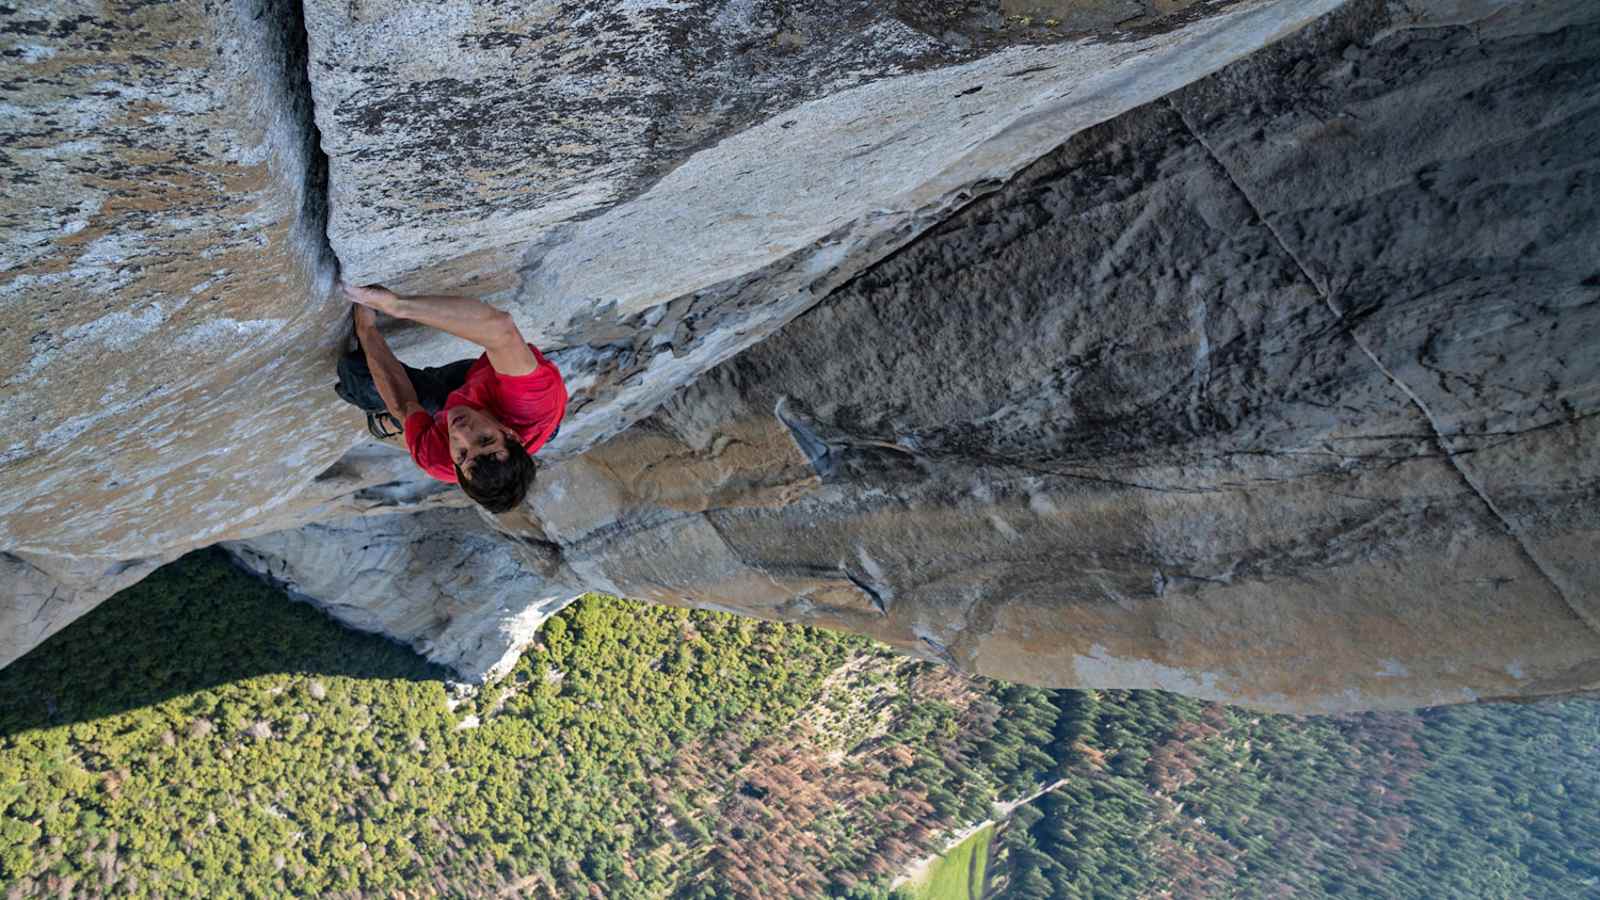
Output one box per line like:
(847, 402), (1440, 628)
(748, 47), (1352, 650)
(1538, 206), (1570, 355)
(334, 283), (567, 514)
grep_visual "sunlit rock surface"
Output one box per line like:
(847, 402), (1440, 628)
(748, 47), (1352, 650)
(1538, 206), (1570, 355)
(542, 0), (1600, 712)
(0, 551), (178, 670)
(0, 0), (1345, 668)
(222, 507), (574, 682)
(0, 0), (349, 564)
(304, 0), (1346, 458)
(3, 0), (1599, 712)
(227, 0), (1600, 710)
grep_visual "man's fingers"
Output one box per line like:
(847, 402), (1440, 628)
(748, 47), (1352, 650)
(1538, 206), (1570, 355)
(343, 284), (377, 307)
(342, 282), (394, 308)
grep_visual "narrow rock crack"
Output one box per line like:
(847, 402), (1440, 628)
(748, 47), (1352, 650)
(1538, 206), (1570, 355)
(244, 0), (342, 297)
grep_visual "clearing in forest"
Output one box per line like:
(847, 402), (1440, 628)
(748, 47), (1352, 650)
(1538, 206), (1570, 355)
(904, 823), (994, 900)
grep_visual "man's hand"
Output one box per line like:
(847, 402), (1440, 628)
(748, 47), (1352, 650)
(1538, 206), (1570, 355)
(353, 287), (539, 375)
(343, 282), (401, 316)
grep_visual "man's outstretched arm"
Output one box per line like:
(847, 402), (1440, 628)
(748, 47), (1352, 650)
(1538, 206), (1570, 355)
(353, 305), (424, 423)
(344, 283), (539, 377)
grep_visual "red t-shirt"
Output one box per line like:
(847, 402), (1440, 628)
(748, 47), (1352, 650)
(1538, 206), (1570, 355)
(403, 344), (567, 483)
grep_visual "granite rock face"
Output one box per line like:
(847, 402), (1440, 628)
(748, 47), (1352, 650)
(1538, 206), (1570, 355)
(4, 0), (1599, 712)
(242, 0), (1598, 708)
(306, 0), (1346, 459)
(626, 0), (1600, 712)
(222, 507), (575, 682)
(534, 0), (1600, 712)
(0, 551), (178, 670)
(0, 0), (1348, 670)
(0, 0), (359, 660)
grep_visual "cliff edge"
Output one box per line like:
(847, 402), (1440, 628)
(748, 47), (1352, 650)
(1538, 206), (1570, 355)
(4, 0), (1598, 712)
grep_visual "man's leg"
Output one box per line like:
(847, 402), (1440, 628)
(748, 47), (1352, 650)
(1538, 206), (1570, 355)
(333, 348), (408, 438)
(334, 349), (388, 412)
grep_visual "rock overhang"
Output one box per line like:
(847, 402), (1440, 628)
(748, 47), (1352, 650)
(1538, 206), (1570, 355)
(2, 0), (1355, 667)
(309, 0), (1351, 427)
(5, 0), (1599, 714)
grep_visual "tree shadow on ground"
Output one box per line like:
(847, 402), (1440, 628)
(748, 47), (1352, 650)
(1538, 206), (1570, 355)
(0, 548), (452, 736)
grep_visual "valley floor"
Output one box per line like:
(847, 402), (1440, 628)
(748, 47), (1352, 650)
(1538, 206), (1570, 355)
(1, 553), (1597, 898)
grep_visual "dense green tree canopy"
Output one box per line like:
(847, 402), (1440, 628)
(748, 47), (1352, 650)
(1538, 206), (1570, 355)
(1, 552), (1596, 898)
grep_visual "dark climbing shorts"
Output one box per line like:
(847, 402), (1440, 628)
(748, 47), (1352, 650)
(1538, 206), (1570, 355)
(334, 347), (476, 437)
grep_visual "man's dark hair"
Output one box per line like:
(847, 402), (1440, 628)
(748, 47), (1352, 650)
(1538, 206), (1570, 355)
(456, 441), (536, 513)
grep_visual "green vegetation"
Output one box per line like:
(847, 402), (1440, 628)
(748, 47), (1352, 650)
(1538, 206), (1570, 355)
(0, 552), (1039, 898)
(906, 823), (992, 900)
(987, 689), (1600, 899)
(1, 551), (1597, 898)
(0, 551), (866, 897)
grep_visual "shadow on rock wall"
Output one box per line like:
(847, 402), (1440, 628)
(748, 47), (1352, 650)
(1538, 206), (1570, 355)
(519, 0), (1600, 713)
(0, 552), (452, 738)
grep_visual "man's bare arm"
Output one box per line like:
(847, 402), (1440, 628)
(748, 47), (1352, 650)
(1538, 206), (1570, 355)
(354, 306), (425, 422)
(344, 283), (539, 376)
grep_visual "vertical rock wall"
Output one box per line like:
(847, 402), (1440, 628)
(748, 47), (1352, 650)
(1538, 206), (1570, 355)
(303, 0), (1348, 460)
(223, 507), (573, 682)
(6, 0), (1600, 713)
(0, 0), (357, 662)
(507, 0), (1600, 712)
(1, 0), (1356, 670)
(0, 0), (345, 557)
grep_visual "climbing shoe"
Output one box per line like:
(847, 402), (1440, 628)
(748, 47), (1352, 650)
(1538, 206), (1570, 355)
(366, 410), (404, 440)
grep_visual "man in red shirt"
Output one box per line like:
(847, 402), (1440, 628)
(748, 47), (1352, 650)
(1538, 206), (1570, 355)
(342, 283), (567, 513)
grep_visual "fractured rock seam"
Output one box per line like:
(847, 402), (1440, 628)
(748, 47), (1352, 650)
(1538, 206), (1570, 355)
(1167, 98), (1600, 642)
(241, 0), (342, 292)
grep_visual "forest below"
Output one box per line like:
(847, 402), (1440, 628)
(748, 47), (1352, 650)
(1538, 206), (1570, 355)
(0, 552), (1596, 898)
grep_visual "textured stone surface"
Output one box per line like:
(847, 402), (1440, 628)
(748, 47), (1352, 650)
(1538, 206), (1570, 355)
(306, 0), (1346, 462)
(310, 0), (1337, 297)
(0, 0), (351, 559)
(222, 507), (578, 681)
(215, 400), (824, 679)
(0, 550), (179, 670)
(0, 0), (1347, 668)
(1167, 2), (1600, 630)
(499, 0), (1600, 711)
(5, 0), (1600, 713)
(212, 0), (1600, 707)
(0, 0), (368, 669)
